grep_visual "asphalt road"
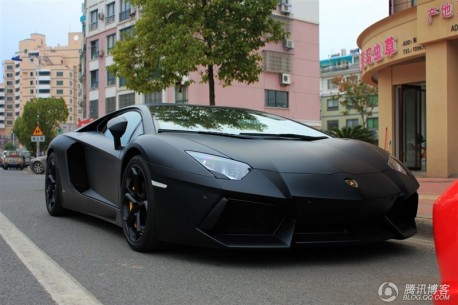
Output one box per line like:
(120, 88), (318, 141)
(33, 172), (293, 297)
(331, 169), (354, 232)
(0, 169), (440, 305)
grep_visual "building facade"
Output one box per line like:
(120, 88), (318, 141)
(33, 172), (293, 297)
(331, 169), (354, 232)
(81, 0), (320, 126)
(320, 49), (379, 132)
(0, 60), (20, 145)
(0, 33), (83, 145)
(358, 0), (458, 177)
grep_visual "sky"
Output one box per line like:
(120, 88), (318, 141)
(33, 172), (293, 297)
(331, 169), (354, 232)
(0, 0), (389, 79)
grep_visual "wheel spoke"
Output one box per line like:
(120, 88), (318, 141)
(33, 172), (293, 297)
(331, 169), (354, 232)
(123, 164), (149, 243)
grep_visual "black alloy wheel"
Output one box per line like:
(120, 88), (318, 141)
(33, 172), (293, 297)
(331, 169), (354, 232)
(121, 156), (161, 252)
(45, 153), (64, 216)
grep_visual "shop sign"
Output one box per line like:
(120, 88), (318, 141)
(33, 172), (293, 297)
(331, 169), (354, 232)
(426, 2), (454, 24)
(360, 36), (398, 70)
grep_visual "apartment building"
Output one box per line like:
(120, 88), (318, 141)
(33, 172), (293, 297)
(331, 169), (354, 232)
(81, 0), (320, 126)
(0, 33), (83, 143)
(0, 59), (20, 144)
(319, 49), (379, 132)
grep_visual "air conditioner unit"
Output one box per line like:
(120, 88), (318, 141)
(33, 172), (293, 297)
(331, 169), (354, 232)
(130, 8), (136, 16)
(98, 50), (104, 57)
(284, 39), (294, 49)
(281, 73), (292, 85)
(280, 3), (292, 15)
(98, 12), (104, 20)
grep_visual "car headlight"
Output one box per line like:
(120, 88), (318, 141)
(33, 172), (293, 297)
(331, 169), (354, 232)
(388, 154), (410, 176)
(186, 151), (251, 180)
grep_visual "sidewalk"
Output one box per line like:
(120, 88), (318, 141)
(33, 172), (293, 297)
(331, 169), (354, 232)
(416, 177), (457, 220)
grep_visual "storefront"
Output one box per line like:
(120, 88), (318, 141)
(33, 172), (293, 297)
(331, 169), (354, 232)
(358, 0), (458, 177)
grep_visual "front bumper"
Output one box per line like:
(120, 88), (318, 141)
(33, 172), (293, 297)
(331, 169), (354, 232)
(151, 165), (419, 249)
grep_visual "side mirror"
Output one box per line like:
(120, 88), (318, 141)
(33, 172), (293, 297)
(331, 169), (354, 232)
(107, 116), (128, 150)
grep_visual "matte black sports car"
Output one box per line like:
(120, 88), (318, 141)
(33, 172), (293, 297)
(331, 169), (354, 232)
(46, 104), (419, 252)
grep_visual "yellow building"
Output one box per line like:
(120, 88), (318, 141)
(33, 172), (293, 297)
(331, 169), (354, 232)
(358, 0), (458, 177)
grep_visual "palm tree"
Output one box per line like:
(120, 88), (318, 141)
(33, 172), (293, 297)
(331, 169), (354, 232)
(329, 125), (377, 144)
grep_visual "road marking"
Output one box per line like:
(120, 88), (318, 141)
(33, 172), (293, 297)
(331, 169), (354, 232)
(0, 211), (104, 305)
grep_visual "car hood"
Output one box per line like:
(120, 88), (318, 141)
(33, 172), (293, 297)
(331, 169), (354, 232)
(180, 135), (390, 175)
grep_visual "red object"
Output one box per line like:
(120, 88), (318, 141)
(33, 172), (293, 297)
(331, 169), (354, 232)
(78, 118), (94, 127)
(434, 181), (458, 304)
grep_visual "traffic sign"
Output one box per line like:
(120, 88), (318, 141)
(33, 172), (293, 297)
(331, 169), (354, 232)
(31, 136), (45, 142)
(32, 125), (44, 136)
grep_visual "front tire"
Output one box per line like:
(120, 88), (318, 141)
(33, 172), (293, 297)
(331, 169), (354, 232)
(121, 156), (161, 252)
(45, 153), (65, 216)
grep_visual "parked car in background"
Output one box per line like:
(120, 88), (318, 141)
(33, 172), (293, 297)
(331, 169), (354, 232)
(22, 150), (32, 167)
(31, 155), (47, 174)
(2, 150), (25, 170)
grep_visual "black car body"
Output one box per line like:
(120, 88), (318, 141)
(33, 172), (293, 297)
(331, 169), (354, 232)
(46, 104), (419, 252)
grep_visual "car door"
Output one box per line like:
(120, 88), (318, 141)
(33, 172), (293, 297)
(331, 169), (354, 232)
(84, 110), (143, 207)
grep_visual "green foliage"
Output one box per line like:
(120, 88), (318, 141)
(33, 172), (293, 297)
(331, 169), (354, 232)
(110, 0), (287, 105)
(332, 74), (378, 128)
(329, 125), (377, 144)
(4, 142), (16, 150)
(13, 97), (69, 151)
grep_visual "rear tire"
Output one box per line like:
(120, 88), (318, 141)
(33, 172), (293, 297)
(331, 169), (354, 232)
(121, 156), (162, 252)
(45, 153), (65, 216)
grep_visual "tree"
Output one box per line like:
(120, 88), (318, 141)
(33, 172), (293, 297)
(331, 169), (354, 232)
(332, 74), (378, 128)
(109, 0), (287, 105)
(329, 125), (377, 144)
(13, 97), (69, 152)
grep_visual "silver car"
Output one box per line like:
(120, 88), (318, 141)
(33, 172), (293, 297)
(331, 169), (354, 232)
(31, 155), (47, 174)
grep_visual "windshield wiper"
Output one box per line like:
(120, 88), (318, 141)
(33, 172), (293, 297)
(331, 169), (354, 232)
(157, 129), (251, 138)
(239, 133), (329, 141)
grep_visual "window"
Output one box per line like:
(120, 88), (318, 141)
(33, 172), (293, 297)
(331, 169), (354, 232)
(39, 80), (50, 85)
(327, 120), (339, 130)
(119, 26), (134, 41)
(38, 89), (50, 94)
(107, 34), (116, 54)
(90, 70), (99, 89)
(119, 93), (135, 108)
(367, 118), (379, 130)
(368, 95), (378, 107)
(89, 99), (99, 119)
(119, 77), (127, 87)
(90, 40), (99, 60)
(56, 89), (64, 95)
(90, 9), (98, 31)
(56, 71), (64, 77)
(107, 69), (116, 86)
(327, 79), (338, 90)
(106, 96), (116, 113)
(6, 73), (12, 78)
(326, 99), (339, 111)
(346, 119), (359, 127)
(265, 90), (289, 108)
(145, 91), (162, 104)
(104, 111), (143, 146)
(106, 2), (115, 23)
(119, 0), (132, 21)
(38, 71), (50, 76)
(263, 51), (291, 73)
(56, 80), (64, 86)
(6, 65), (13, 70)
(175, 85), (188, 104)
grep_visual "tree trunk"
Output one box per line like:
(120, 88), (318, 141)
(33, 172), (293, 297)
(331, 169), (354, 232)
(208, 64), (215, 105)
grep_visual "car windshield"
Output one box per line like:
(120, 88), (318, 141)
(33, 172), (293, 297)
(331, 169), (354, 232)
(149, 105), (329, 139)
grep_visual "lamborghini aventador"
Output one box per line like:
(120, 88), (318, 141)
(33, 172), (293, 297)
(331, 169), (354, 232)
(45, 104), (419, 252)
